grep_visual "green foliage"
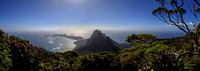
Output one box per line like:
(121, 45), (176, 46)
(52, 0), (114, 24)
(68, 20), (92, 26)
(9, 36), (29, 43)
(145, 44), (168, 55)
(79, 54), (110, 71)
(126, 34), (156, 46)
(0, 29), (200, 71)
(119, 37), (199, 71)
(184, 55), (200, 70)
(63, 50), (79, 60)
(0, 30), (12, 71)
(97, 51), (115, 60)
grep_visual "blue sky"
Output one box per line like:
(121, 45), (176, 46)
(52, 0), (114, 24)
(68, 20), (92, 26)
(0, 0), (195, 32)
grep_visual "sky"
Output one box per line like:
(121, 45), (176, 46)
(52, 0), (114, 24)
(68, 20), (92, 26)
(0, 0), (196, 33)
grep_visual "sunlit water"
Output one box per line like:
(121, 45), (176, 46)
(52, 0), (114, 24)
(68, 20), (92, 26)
(7, 30), (185, 52)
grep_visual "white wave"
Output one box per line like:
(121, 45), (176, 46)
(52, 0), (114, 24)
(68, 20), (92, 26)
(49, 40), (54, 43)
(59, 43), (63, 46)
(48, 37), (52, 39)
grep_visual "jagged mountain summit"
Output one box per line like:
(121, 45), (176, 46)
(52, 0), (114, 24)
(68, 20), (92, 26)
(75, 30), (121, 54)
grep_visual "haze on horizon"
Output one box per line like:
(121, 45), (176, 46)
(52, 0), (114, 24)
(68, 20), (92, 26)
(0, 0), (194, 33)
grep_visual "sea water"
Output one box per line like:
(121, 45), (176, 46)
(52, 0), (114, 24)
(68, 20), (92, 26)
(7, 30), (185, 52)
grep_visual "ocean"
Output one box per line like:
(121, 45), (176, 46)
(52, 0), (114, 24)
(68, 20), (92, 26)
(7, 30), (185, 52)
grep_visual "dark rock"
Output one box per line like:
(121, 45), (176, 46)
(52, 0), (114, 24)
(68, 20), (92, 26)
(75, 30), (121, 54)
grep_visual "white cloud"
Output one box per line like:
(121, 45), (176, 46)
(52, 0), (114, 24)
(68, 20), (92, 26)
(168, 22), (195, 26)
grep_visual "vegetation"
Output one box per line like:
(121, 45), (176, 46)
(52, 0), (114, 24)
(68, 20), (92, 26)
(126, 34), (156, 46)
(152, 0), (200, 53)
(0, 28), (200, 71)
(0, 30), (12, 71)
(0, 0), (200, 71)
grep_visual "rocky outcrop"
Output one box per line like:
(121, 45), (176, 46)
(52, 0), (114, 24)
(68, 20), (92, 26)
(75, 30), (121, 54)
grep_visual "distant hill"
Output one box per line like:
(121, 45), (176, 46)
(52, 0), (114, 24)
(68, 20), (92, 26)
(75, 30), (122, 54)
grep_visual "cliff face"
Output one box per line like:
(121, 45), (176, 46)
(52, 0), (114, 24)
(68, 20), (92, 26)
(75, 30), (121, 54)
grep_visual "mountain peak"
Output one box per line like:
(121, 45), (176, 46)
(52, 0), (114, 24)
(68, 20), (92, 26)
(93, 29), (101, 33)
(86, 30), (106, 46)
(90, 29), (105, 38)
(75, 30), (121, 54)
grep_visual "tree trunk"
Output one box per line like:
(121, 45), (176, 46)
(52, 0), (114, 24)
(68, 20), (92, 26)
(194, 35), (200, 54)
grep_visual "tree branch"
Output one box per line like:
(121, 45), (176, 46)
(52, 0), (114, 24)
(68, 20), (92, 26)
(194, 0), (200, 6)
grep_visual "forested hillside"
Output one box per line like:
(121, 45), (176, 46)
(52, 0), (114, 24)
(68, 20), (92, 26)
(1, 29), (200, 71)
